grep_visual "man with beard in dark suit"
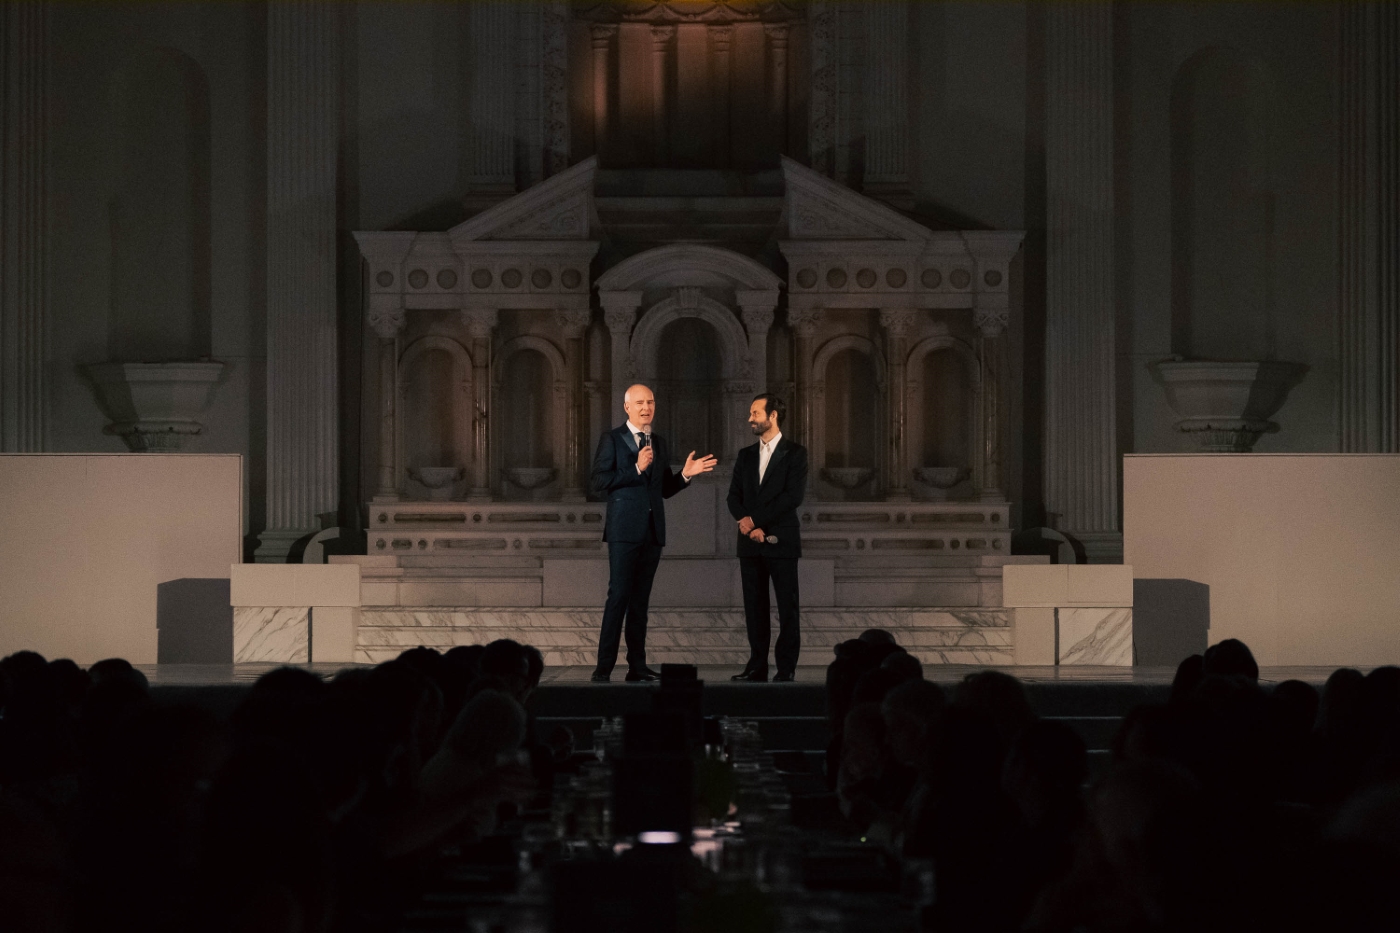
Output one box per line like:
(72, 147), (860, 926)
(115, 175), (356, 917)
(589, 383), (717, 682)
(727, 393), (808, 682)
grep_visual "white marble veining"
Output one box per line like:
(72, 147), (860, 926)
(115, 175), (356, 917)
(353, 606), (1013, 666)
(1058, 608), (1133, 666)
(234, 607), (310, 663)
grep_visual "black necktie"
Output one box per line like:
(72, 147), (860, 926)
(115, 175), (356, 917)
(637, 433), (650, 471)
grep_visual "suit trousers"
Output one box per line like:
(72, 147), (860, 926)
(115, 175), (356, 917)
(739, 555), (800, 674)
(596, 537), (663, 674)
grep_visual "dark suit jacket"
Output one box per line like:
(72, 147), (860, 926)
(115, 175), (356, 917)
(726, 436), (808, 559)
(589, 424), (690, 545)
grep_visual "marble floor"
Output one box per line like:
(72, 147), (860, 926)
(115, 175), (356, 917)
(133, 662), (1350, 687)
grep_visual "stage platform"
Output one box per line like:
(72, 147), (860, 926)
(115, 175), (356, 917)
(135, 664), (1343, 773)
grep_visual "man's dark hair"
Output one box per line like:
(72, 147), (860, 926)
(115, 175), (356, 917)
(752, 393), (786, 425)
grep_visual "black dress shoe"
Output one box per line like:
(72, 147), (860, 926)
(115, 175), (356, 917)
(641, 666), (662, 678)
(590, 671), (610, 683)
(624, 669), (658, 682)
(733, 669), (768, 683)
(773, 671), (796, 683)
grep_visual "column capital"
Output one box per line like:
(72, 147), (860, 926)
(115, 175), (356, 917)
(973, 304), (1009, 338)
(460, 308), (499, 338)
(710, 24), (733, 52)
(368, 296), (406, 339)
(878, 308), (919, 337)
(556, 308), (592, 338)
(788, 307), (823, 337)
(590, 22), (618, 46)
(763, 22), (789, 48)
(741, 304), (775, 333)
(650, 24), (676, 47)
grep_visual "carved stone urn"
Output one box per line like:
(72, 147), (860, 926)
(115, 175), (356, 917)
(1149, 360), (1307, 452)
(83, 361), (226, 451)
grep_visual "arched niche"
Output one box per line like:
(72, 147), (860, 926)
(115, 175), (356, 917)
(399, 336), (474, 498)
(105, 47), (212, 361)
(632, 292), (757, 464)
(1170, 47), (1278, 361)
(654, 318), (725, 461)
(906, 336), (982, 497)
(494, 335), (566, 498)
(812, 335), (885, 498)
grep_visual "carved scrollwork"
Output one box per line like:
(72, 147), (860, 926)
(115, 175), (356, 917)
(368, 302), (406, 339)
(974, 306), (1009, 338)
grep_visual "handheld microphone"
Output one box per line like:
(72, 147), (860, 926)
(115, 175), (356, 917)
(765, 535), (778, 545)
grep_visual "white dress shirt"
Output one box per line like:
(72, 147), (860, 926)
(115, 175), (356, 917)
(757, 432), (782, 484)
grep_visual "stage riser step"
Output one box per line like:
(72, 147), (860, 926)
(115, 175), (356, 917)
(359, 609), (1009, 628)
(357, 628), (1011, 649)
(357, 647), (1014, 666)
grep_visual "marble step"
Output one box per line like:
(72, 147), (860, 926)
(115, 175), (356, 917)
(357, 625), (1010, 650)
(355, 644), (1012, 667)
(358, 608), (1009, 629)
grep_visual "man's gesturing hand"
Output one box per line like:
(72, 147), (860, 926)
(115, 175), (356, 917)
(636, 444), (654, 473)
(682, 451), (718, 479)
(738, 516), (755, 535)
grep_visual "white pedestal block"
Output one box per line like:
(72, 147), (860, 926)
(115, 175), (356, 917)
(230, 564), (361, 607)
(234, 607), (309, 663)
(1013, 608), (1056, 665)
(1003, 565), (1134, 666)
(311, 606), (360, 663)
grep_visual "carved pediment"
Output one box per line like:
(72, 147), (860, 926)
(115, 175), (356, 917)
(449, 157), (598, 244)
(780, 156), (933, 242)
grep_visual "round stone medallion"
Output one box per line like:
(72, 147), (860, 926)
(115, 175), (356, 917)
(502, 268), (523, 288)
(561, 268), (583, 289)
(949, 268), (972, 289)
(856, 268), (877, 288)
(826, 267), (848, 288)
(921, 268), (943, 288)
(796, 268), (818, 289)
(531, 268), (552, 289)
(436, 268), (458, 289)
(886, 268), (907, 288)
(407, 268), (429, 289)
(471, 268), (493, 288)
(984, 269), (1003, 287)
(375, 270), (394, 288)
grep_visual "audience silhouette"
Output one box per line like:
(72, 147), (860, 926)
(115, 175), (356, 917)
(1, 635), (1398, 932)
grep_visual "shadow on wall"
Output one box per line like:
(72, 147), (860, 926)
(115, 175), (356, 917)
(156, 578), (232, 663)
(1133, 579), (1210, 667)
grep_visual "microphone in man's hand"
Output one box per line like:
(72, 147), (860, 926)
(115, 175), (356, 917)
(640, 433), (650, 448)
(764, 534), (778, 545)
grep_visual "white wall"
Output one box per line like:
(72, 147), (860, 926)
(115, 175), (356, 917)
(0, 455), (242, 664)
(1124, 454), (1400, 667)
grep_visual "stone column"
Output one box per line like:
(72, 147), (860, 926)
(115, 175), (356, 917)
(557, 309), (590, 500)
(879, 309), (917, 500)
(710, 26), (732, 167)
(1340, 3), (1400, 452)
(862, 1), (911, 205)
(601, 291), (642, 416)
(462, 310), (497, 500)
(1, 1), (48, 452)
(739, 297), (776, 455)
(257, 2), (342, 562)
(764, 23), (789, 154)
(975, 308), (1006, 501)
(789, 307), (822, 447)
(590, 24), (616, 159)
(1043, 2), (1118, 562)
(368, 298), (405, 500)
(650, 26), (674, 165)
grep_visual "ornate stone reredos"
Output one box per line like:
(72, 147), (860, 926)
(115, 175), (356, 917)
(574, 0), (805, 26)
(449, 157), (598, 244)
(780, 155), (933, 242)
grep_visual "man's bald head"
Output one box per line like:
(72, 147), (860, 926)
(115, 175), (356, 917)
(623, 384), (655, 430)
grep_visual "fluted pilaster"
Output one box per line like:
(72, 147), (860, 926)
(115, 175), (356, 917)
(468, 1), (516, 192)
(880, 309), (917, 499)
(1340, 3), (1400, 452)
(602, 292), (642, 416)
(863, 1), (910, 203)
(1043, 3), (1118, 561)
(789, 308), (822, 448)
(257, 2), (341, 562)
(1, 2), (48, 452)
